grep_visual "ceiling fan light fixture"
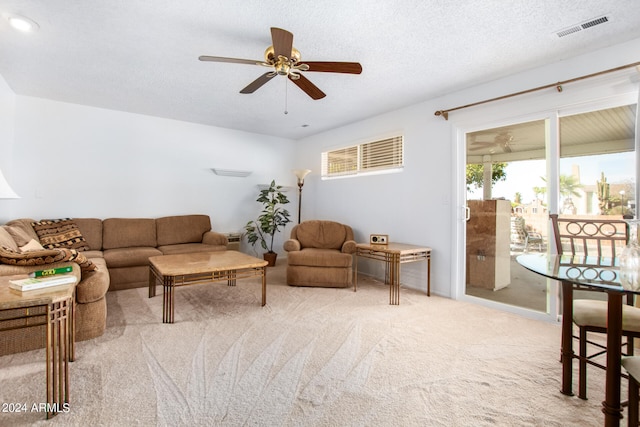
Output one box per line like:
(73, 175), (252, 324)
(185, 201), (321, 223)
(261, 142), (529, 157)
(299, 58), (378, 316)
(264, 46), (275, 62)
(4, 13), (39, 32)
(275, 57), (290, 76)
(293, 63), (309, 72)
(290, 48), (301, 63)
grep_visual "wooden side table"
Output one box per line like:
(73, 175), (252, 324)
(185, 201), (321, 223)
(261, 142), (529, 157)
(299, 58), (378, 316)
(0, 275), (76, 419)
(355, 243), (431, 305)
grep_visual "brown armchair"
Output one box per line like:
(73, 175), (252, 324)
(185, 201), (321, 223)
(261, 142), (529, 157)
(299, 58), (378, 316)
(283, 220), (356, 287)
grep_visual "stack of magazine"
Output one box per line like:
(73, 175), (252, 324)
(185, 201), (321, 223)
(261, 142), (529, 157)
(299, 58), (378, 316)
(9, 267), (77, 292)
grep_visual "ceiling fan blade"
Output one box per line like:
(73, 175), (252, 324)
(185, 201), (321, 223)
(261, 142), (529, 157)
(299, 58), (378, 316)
(289, 74), (326, 100)
(240, 73), (276, 94)
(302, 61), (363, 74)
(199, 56), (262, 65)
(271, 27), (293, 58)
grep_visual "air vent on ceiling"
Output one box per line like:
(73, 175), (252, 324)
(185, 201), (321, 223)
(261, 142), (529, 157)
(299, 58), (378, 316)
(557, 26), (581, 38)
(556, 15), (609, 38)
(581, 16), (609, 29)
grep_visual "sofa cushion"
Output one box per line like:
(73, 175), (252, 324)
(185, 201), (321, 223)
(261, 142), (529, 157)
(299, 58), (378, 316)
(0, 227), (18, 251)
(102, 218), (157, 249)
(32, 218), (90, 251)
(287, 248), (353, 268)
(19, 239), (45, 252)
(4, 225), (33, 247)
(156, 215), (212, 246)
(295, 220), (347, 250)
(103, 247), (163, 268)
(82, 250), (104, 259)
(73, 218), (103, 250)
(4, 219), (39, 242)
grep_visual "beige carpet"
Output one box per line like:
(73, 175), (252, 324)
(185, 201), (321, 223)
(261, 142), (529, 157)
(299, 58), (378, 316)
(0, 260), (618, 426)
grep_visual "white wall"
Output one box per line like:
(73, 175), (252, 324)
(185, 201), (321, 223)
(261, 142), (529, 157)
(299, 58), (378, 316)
(0, 74), (18, 217)
(2, 37), (639, 296)
(295, 37), (640, 298)
(4, 96), (297, 255)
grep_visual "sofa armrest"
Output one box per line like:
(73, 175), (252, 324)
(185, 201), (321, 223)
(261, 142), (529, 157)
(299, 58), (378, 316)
(283, 239), (301, 252)
(202, 231), (228, 246)
(341, 240), (357, 254)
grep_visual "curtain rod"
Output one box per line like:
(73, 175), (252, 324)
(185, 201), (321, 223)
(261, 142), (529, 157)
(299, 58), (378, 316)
(434, 61), (640, 120)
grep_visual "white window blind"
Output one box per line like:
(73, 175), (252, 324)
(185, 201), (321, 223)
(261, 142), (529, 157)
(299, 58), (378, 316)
(322, 135), (404, 178)
(322, 145), (358, 177)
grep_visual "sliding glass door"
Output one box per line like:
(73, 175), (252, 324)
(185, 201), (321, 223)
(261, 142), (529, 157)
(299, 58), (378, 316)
(463, 103), (637, 314)
(557, 104), (637, 303)
(465, 119), (550, 313)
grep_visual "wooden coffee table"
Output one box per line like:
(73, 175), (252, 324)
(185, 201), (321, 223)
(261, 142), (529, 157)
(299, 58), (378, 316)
(148, 251), (268, 323)
(0, 274), (76, 419)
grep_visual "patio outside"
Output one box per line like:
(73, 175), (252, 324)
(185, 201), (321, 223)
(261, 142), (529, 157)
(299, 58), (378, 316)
(465, 104), (636, 313)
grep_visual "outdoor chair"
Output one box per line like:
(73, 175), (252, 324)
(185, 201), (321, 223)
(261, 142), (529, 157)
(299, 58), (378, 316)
(511, 216), (544, 252)
(550, 213), (640, 400)
(524, 230), (544, 252)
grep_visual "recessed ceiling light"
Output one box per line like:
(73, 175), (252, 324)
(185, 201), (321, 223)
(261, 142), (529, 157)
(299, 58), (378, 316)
(3, 13), (39, 32)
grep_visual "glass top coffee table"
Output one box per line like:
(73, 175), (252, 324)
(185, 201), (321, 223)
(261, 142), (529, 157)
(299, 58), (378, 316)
(148, 251), (268, 323)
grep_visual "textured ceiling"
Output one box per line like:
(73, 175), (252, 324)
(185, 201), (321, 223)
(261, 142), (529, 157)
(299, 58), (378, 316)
(1, 1), (640, 140)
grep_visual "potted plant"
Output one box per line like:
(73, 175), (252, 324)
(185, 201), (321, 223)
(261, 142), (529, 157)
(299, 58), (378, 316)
(244, 180), (292, 266)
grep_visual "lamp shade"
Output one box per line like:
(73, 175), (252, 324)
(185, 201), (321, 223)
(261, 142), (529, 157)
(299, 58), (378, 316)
(0, 168), (20, 199)
(293, 169), (311, 183)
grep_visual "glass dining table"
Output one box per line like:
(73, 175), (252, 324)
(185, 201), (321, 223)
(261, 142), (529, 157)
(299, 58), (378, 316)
(517, 253), (637, 427)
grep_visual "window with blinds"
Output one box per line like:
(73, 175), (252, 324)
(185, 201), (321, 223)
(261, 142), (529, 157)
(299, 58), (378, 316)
(321, 136), (404, 178)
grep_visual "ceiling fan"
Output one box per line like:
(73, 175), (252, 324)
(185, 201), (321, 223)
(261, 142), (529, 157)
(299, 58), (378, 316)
(199, 27), (362, 100)
(469, 132), (514, 153)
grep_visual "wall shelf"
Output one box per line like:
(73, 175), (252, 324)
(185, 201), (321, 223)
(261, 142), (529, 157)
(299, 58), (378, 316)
(211, 168), (252, 177)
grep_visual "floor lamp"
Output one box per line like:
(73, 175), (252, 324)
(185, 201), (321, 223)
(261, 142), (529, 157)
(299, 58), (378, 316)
(293, 169), (311, 224)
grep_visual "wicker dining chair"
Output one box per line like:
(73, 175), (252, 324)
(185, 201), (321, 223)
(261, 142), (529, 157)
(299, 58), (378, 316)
(550, 214), (640, 400)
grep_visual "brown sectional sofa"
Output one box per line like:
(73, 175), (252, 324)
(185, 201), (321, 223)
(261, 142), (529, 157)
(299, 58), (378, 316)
(0, 214), (228, 356)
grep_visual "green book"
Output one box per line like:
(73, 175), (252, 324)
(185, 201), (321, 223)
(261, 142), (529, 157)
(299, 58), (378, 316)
(29, 266), (73, 278)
